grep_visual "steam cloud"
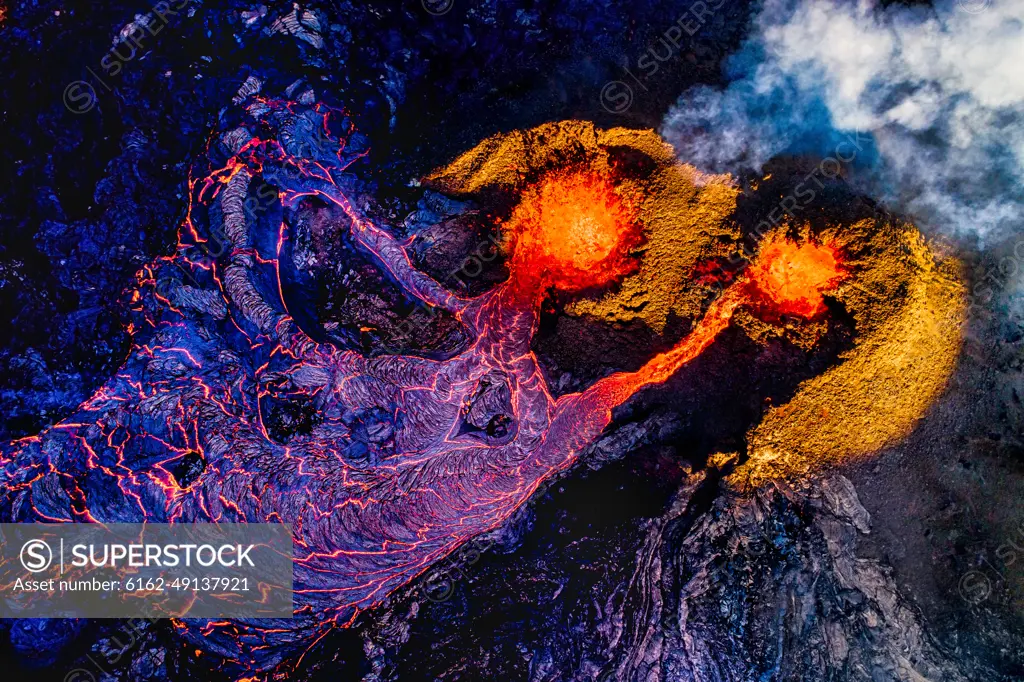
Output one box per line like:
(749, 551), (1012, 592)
(661, 0), (1024, 244)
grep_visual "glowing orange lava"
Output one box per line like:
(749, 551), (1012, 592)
(506, 170), (640, 293)
(591, 235), (847, 406)
(746, 236), (845, 318)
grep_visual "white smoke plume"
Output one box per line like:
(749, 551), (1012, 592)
(661, 0), (1024, 244)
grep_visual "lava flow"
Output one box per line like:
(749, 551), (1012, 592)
(588, 234), (846, 407)
(0, 100), (846, 677)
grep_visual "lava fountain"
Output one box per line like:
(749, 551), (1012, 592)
(746, 234), (845, 318)
(503, 169), (642, 295)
